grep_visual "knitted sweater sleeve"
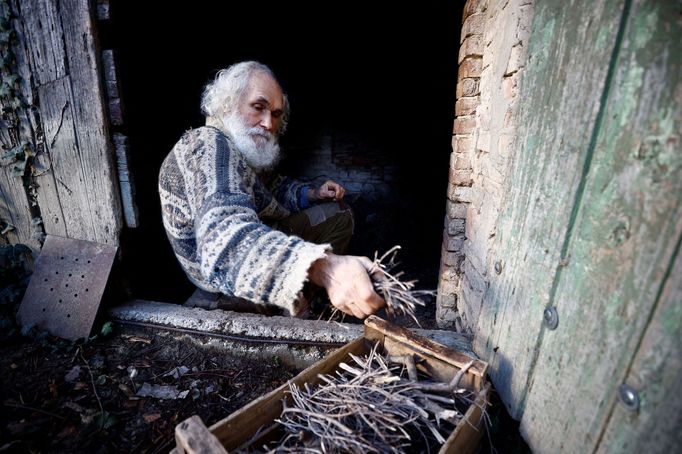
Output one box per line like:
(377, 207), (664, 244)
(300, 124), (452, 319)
(180, 128), (330, 315)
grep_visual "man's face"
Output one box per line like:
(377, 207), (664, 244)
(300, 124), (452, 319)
(238, 72), (285, 138)
(222, 72), (285, 171)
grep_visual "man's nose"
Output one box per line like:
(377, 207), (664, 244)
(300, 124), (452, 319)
(259, 111), (273, 131)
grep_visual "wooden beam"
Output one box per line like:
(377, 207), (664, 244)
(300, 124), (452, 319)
(58, 0), (122, 245)
(37, 77), (94, 241)
(175, 415), (227, 454)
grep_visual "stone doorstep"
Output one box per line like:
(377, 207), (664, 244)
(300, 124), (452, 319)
(109, 300), (475, 368)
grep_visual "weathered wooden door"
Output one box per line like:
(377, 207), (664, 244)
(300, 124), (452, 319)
(0, 0), (122, 258)
(473, 0), (681, 451)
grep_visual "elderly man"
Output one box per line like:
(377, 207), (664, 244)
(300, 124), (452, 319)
(159, 61), (385, 319)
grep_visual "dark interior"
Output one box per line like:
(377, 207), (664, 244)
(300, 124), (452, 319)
(103, 1), (463, 304)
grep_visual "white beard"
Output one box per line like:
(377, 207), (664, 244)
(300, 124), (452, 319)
(222, 113), (281, 172)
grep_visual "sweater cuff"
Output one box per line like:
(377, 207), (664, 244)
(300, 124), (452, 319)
(299, 185), (313, 209)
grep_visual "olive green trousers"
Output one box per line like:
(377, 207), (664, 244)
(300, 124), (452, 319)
(274, 201), (354, 255)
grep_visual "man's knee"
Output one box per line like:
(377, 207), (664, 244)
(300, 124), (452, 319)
(332, 205), (354, 235)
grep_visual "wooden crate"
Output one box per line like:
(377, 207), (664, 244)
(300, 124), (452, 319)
(173, 316), (490, 453)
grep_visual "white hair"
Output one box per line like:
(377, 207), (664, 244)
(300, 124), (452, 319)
(200, 61), (290, 134)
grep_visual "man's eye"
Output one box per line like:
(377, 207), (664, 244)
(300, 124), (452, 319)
(272, 111), (283, 119)
(253, 104), (264, 111)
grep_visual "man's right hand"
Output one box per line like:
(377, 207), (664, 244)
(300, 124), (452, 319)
(308, 253), (385, 319)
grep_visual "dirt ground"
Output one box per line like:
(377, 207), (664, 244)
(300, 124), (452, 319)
(0, 244), (528, 454)
(0, 323), (296, 453)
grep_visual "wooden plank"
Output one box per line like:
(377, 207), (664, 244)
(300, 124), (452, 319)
(96, 0), (110, 21)
(596, 238), (682, 453)
(0, 0), (46, 256)
(0, 171), (37, 254)
(365, 316), (487, 379)
(175, 415), (227, 454)
(37, 77), (95, 241)
(58, 0), (122, 245)
(113, 134), (138, 228)
(473, 0), (627, 419)
(520, 0), (682, 451)
(442, 383), (491, 454)
(15, 0), (66, 85)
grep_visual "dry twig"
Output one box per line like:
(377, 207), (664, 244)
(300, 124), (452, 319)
(241, 342), (482, 453)
(371, 246), (434, 325)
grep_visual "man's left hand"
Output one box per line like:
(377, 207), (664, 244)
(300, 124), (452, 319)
(310, 180), (346, 202)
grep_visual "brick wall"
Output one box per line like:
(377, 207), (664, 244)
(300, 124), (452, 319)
(437, 0), (533, 331)
(288, 130), (397, 202)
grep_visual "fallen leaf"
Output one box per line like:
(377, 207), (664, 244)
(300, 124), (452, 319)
(163, 366), (189, 379)
(118, 383), (134, 397)
(63, 402), (85, 413)
(80, 408), (98, 425)
(123, 335), (152, 344)
(56, 425), (77, 439)
(143, 413), (161, 423)
(48, 381), (58, 398)
(10, 363), (18, 369)
(6, 420), (29, 434)
(136, 382), (189, 400)
(123, 399), (141, 409)
(64, 365), (81, 382)
(73, 382), (88, 391)
(133, 359), (152, 368)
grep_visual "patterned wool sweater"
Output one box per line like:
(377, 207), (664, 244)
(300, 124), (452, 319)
(158, 126), (330, 316)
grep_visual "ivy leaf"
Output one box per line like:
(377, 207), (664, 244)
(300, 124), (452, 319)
(0, 82), (11, 97)
(11, 158), (26, 177)
(100, 321), (114, 337)
(1, 222), (15, 234)
(23, 143), (35, 157)
(20, 323), (34, 337)
(1, 144), (22, 161)
(6, 73), (20, 86)
(99, 411), (118, 430)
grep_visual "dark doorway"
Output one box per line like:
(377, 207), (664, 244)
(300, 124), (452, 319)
(105, 1), (463, 304)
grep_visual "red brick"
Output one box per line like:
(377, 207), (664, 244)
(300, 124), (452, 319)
(452, 135), (474, 154)
(453, 116), (476, 135)
(450, 168), (473, 186)
(461, 13), (485, 43)
(455, 96), (479, 116)
(458, 35), (484, 64)
(463, 0), (487, 21)
(456, 78), (480, 98)
(458, 59), (483, 79)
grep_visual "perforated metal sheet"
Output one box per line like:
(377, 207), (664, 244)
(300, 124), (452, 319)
(17, 235), (117, 340)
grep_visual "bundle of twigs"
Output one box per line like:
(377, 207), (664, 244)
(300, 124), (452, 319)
(326, 246), (434, 324)
(253, 343), (478, 453)
(371, 246), (435, 325)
